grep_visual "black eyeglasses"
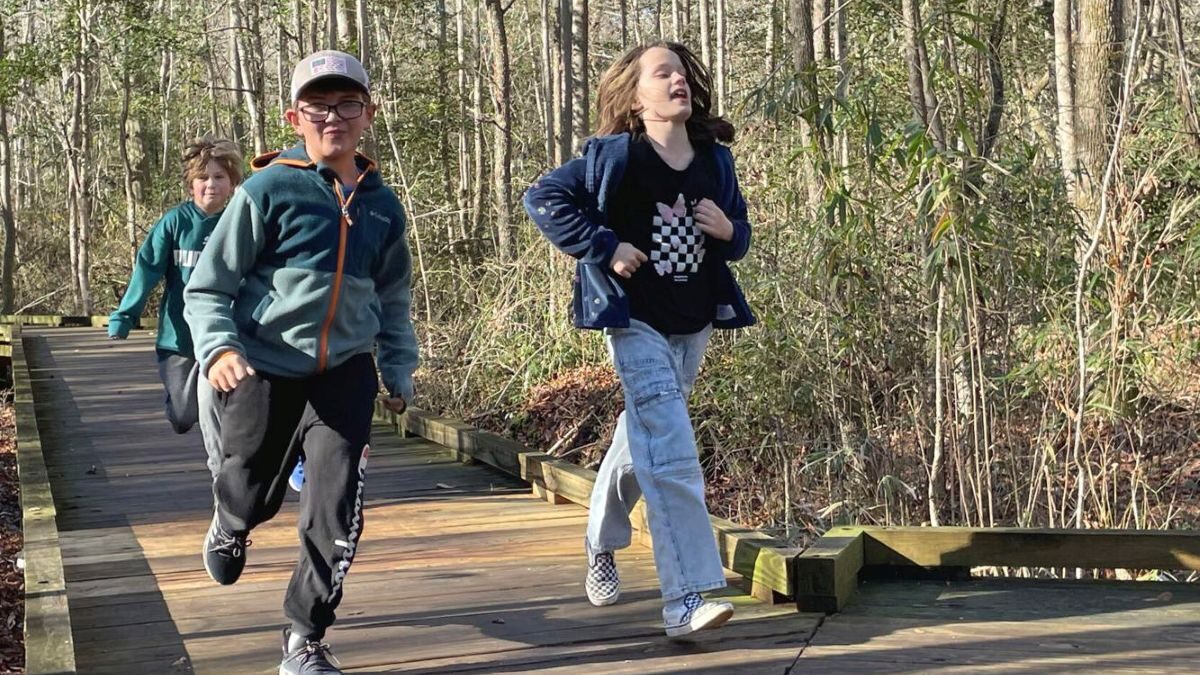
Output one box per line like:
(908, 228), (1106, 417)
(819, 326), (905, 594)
(297, 100), (367, 122)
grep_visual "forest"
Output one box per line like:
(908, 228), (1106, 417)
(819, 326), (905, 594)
(1, 0), (1198, 544)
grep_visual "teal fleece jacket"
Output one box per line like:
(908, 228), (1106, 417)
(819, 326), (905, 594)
(183, 143), (418, 401)
(108, 200), (221, 358)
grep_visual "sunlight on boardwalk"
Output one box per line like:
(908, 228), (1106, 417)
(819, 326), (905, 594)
(26, 328), (812, 674)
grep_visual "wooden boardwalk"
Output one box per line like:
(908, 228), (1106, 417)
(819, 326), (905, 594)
(799, 576), (1200, 673)
(19, 326), (1200, 674)
(22, 328), (813, 674)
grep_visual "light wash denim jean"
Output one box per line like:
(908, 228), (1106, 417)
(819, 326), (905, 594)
(586, 319), (726, 601)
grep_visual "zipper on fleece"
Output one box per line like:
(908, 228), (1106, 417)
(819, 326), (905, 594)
(316, 179), (357, 372)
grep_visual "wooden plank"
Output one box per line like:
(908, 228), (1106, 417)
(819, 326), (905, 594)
(861, 526), (1200, 570)
(793, 526), (864, 613)
(379, 405), (799, 599)
(13, 327), (78, 674)
(0, 315), (156, 329)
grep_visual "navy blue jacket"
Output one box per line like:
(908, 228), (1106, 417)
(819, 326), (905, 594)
(523, 133), (754, 330)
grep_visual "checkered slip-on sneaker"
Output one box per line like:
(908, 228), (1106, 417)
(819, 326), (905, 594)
(585, 539), (620, 606)
(663, 592), (734, 638)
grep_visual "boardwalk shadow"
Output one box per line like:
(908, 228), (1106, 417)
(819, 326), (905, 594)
(26, 333), (196, 673)
(795, 576), (1200, 673)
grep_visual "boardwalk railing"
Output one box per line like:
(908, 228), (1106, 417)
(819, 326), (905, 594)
(11, 323), (77, 674)
(795, 525), (1200, 613)
(374, 405), (802, 604)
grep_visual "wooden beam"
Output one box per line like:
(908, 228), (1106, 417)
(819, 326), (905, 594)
(862, 526), (1200, 570)
(0, 315), (156, 330)
(793, 526), (864, 614)
(12, 326), (78, 674)
(373, 405), (799, 599)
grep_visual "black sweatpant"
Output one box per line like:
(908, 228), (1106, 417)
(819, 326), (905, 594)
(157, 351), (200, 434)
(212, 352), (377, 640)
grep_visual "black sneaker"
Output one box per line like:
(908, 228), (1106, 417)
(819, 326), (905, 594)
(202, 508), (250, 585)
(280, 628), (343, 675)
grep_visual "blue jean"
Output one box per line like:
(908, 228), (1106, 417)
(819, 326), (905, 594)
(586, 319), (726, 601)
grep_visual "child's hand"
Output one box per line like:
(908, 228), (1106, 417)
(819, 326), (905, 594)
(694, 199), (733, 241)
(611, 242), (648, 278)
(209, 350), (256, 392)
(380, 395), (407, 414)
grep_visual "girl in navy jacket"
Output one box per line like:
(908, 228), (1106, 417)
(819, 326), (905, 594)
(524, 41), (753, 638)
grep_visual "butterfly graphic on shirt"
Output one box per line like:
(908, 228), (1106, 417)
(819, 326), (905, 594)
(650, 193), (706, 279)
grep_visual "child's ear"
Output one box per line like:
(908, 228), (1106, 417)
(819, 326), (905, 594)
(284, 108), (304, 135)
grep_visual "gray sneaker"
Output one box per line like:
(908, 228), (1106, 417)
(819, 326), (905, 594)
(585, 539), (620, 606)
(663, 592), (734, 638)
(280, 628), (342, 675)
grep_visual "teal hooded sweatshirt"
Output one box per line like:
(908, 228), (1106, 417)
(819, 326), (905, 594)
(108, 200), (221, 359)
(183, 143), (418, 401)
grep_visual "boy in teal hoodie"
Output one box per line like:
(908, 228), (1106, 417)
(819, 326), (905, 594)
(109, 136), (243, 468)
(184, 51), (417, 675)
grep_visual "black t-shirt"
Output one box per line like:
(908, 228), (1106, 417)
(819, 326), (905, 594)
(609, 138), (720, 335)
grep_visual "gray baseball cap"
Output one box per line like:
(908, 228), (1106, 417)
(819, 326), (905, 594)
(290, 50), (370, 102)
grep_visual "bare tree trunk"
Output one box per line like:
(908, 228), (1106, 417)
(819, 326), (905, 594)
(699, 0), (711, 68)
(294, 0), (305, 58)
(471, 0), (487, 238)
(356, 0), (369, 65)
(159, 1), (174, 173)
(64, 62), (94, 312)
(338, 0), (355, 46)
(715, 0), (726, 114)
(814, 0), (829, 63)
(1166, 0), (1199, 150)
(486, 0), (514, 260)
(1053, 0), (1079, 191)
(233, 0), (267, 155)
(1074, 0), (1119, 229)
(766, 0), (777, 75)
(203, 18), (223, 135)
(119, 66), (138, 272)
(327, 0), (338, 49)
(278, 15), (290, 117)
(571, 0), (589, 149)
(791, 0), (822, 212)
(457, 0), (470, 238)
(0, 22), (15, 313)
(558, 0), (573, 161)
(310, 0), (320, 52)
(671, 0), (680, 39)
(228, 3), (246, 144)
(540, 0), (556, 164)
(902, 0), (945, 148)
(619, 0), (627, 48)
(437, 0), (452, 207)
(832, 0), (849, 168)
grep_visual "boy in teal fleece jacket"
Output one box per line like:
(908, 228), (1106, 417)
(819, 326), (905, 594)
(183, 51), (417, 675)
(109, 136), (243, 448)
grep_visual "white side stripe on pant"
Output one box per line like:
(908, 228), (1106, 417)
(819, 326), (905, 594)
(330, 445), (368, 600)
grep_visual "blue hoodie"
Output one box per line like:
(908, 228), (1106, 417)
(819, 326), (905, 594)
(523, 133), (754, 330)
(184, 143), (418, 401)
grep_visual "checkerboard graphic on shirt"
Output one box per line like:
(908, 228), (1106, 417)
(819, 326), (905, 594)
(651, 193), (706, 278)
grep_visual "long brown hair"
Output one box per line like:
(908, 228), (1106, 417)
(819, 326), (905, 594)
(595, 41), (734, 144)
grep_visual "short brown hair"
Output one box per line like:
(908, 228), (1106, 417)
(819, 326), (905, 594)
(182, 136), (244, 186)
(595, 42), (734, 144)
